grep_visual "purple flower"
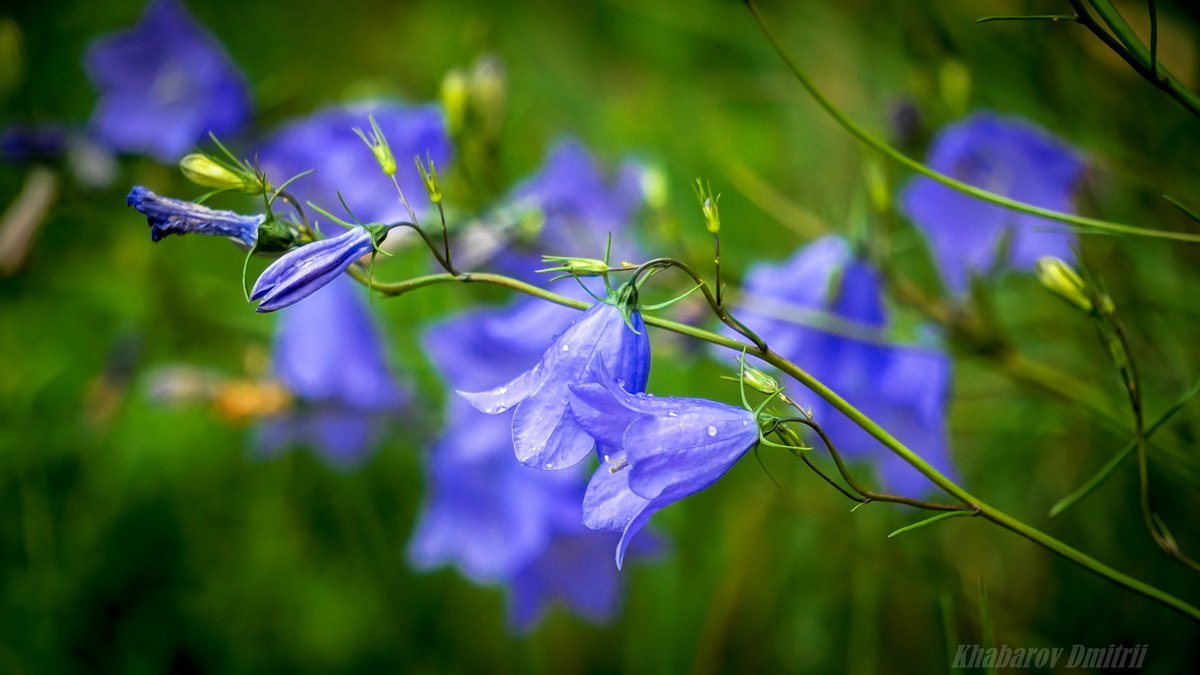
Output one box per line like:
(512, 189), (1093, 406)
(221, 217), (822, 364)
(735, 235), (953, 495)
(85, 0), (251, 162)
(569, 380), (758, 568)
(250, 225), (380, 312)
(411, 298), (653, 630)
(255, 276), (406, 467)
(459, 300), (650, 470)
(255, 103), (450, 224)
(900, 113), (1086, 294)
(0, 124), (70, 162)
(462, 139), (647, 282)
(127, 185), (262, 247)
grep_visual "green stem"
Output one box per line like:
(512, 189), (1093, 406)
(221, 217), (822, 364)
(1074, 0), (1200, 118)
(743, 0), (1200, 243)
(356, 269), (1200, 622)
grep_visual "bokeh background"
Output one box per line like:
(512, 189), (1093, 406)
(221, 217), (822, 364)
(3, 0), (1200, 672)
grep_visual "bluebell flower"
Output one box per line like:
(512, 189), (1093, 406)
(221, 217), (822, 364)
(411, 297), (654, 630)
(254, 276), (406, 467)
(85, 0), (251, 162)
(463, 139), (647, 283)
(735, 235), (954, 496)
(255, 103), (450, 224)
(900, 113), (1086, 295)
(250, 225), (382, 312)
(569, 379), (758, 568)
(127, 185), (262, 247)
(459, 299), (651, 469)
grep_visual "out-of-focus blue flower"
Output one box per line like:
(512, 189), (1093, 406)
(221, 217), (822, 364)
(411, 296), (653, 630)
(127, 185), (262, 247)
(0, 124), (69, 161)
(459, 300), (650, 470)
(250, 226), (381, 312)
(736, 235), (954, 496)
(570, 379), (757, 568)
(900, 113), (1086, 295)
(464, 139), (646, 282)
(255, 103), (450, 224)
(255, 276), (406, 467)
(85, 0), (251, 162)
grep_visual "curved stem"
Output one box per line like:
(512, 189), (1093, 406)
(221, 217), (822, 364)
(744, 0), (1200, 242)
(354, 268), (1200, 622)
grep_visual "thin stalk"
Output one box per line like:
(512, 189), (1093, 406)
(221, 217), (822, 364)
(744, 0), (1200, 241)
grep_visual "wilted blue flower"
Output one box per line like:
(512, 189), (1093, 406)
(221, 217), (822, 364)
(900, 113), (1086, 295)
(85, 0), (251, 162)
(254, 276), (406, 467)
(570, 379), (758, 568)
(736, 235), (954, 496)
(127, 185), (262, 247)
(256, 103), (450, 224)
(463, 139), (647, 282)
(250, 225), (381, 312)
(459, 299), (651, 469)
(411, 297), (653, 630)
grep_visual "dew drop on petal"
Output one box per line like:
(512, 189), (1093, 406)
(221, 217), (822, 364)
(544, 462), (554, 469)
(561, 344), (570, 352)
(667, 411), (678, 417)
(707, 425), (718, 437)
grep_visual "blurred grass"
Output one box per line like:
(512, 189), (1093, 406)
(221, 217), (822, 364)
(3, 0), (1200, 672)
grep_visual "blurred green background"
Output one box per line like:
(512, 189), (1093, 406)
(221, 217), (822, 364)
(3, 0), (1200, 672)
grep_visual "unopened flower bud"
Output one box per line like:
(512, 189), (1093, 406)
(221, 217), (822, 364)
(1035, 257), (1092, 313)
(353, 115), (396, 177)
(539, 255), (610, 277)
(441, 70), (469, 135)
(415, 155), (442, 204)
(180, 153), (263, 194)
(692, 178), (720, 234)
(641, 166), (668, 210)
(741, 365), (779, 395)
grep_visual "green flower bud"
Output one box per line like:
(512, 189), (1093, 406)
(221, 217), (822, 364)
(1035, 257), (1093, 313)
(641, 166), (668, 210)
(469, 57), (506, 136)
(539, 255), (610, 277)
(692, 178), (720, 234)
(180, 153), (262, 194)
(415, 155), (442, 204)
(741, 365), (779, 395)
(441, 70), (469, 136)
(353, 115), (396, 177)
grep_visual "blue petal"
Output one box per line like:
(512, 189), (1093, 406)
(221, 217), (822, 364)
(251, 228), (374, 312)
(582, 456), (650, 531)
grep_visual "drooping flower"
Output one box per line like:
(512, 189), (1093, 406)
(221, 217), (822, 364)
(569, 379), (758, 568)
(255, 103), (450, 225)
(459, 298), (651, 470)
(127, 185), (262, 247)
(410, 296), (654, 630)
(735, 235), (954, 495)
(460, 139), (647, 282)
(899, 113), (1086, 294)
(254, 276), (406, 466)
(85, 0), (251, 162)
(250, 225), (383, 312)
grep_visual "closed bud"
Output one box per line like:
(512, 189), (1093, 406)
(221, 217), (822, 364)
(441, 70), (469, 136)
(180, 153), (262, 193)
(692, 178), (720, 234)
(469, 56), (506, 136)
(641, 166), (668, 210)
(415, 155), (442, 204)
(741, 364), (779, 395)
(1035, 257), (1093, 313)
(353, 115), (396, 177)
(539, 255), (610, 277)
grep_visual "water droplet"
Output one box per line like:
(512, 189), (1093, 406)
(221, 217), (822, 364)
(667, 411), (678, 417)
(494, 406), (507, 413)
(497, 386), (508, 394)
(544, 462), (554, 469)
(742, 420), (749, 426)
(561, 344), (570, 352)
(707, 425), (718, 437)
